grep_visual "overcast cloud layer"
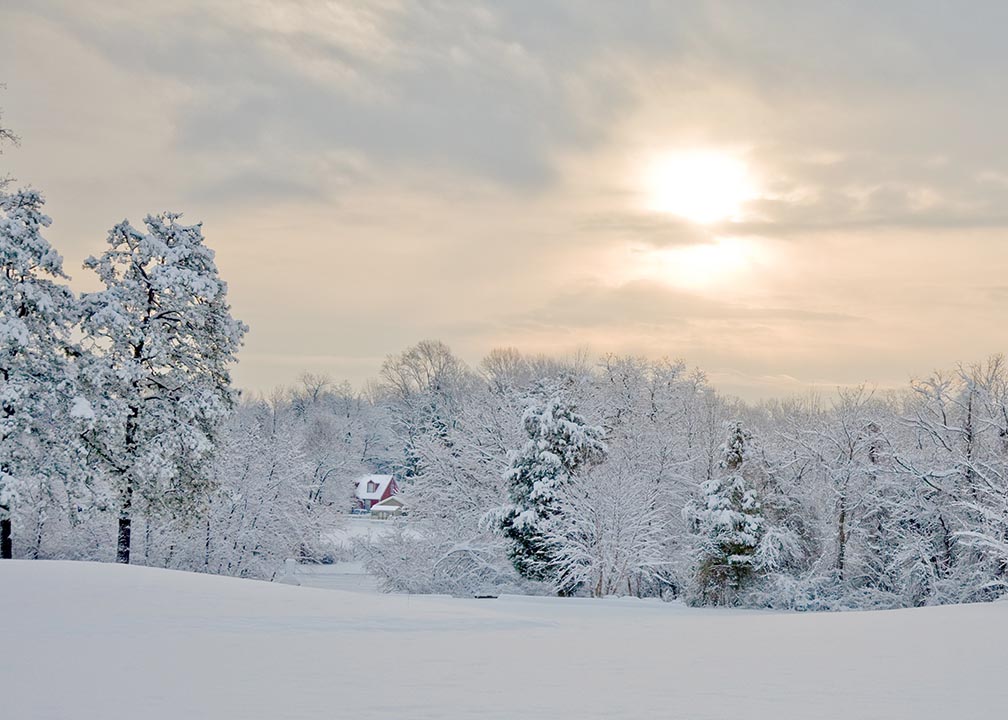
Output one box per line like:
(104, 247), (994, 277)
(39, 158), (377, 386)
(2, 1), (1006, 399)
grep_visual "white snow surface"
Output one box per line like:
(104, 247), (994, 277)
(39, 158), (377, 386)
(294, 561), (381, 593)
(3, 560), (1006, 719)
(323, 516), (420, 553)
(69, 395), (95, 421)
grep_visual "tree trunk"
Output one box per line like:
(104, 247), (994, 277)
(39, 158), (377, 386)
(119, 401), (139, 565)
(33, 510), (43, 559)
(1, 517), (11, 559)
(204, 513), (212, 572)
(116, 480), (133, 564)
(116, 515), (131, 564)
(836, 493), (847, 582)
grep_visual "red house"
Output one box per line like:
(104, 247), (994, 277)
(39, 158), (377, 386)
(354, 474), (398, 510)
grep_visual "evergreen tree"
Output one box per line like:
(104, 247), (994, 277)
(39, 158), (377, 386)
(495, 387), (606, 592)
(687, 421), (764, 605)
(78, 213), (246, 564)
(0, 188), (80, 559)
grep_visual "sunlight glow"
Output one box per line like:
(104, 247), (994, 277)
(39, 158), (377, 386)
(624, 237), (768, 291)
(643, 150), (757, 223)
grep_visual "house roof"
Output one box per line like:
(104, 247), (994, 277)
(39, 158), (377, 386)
(371, 496), (404, 511)
(354, 474), (395, 501)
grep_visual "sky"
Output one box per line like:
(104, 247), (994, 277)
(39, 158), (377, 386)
(2, 1), (1006, 400)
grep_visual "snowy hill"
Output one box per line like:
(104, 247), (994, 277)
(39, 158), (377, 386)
(2, 561), (1006, 719)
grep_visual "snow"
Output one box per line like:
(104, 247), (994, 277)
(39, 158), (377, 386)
(3, 560), (1007, 719)
(69, 395), (95, 421)
(370, 497), (404, 515)
(294, 561), (381, 593)
(324, 515), (412, 545)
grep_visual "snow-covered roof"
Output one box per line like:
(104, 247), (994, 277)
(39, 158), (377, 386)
(371, 497), (404, 513)
(355, 474), (395, 501)
(372, 496), (404, 508)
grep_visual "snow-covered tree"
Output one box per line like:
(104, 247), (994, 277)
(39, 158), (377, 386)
(0, 188), (81, 559)
(812, 389), (900, 603)
(77, 213), (246, 564)
(951, 358), (1008, 590)
(494, 387), (606, 592)
(363, 346), (539, 598)
(379, 340), (477, 481)
(685, 421), (765, 605)
(893, 358), (1008, 604)
(590, 356), (724, 594)
(289, 373), (391, 512)
(546, 458), (668, 597)
(204, 397), (330, 577)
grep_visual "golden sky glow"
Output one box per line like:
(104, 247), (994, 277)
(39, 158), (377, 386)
(2, 2), (1006, 400)
(623, 237), (770, 292)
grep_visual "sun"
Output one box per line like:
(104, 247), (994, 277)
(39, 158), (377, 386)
(643, 150), (756, 224)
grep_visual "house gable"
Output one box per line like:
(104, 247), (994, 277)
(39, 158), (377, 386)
(353, 474), (398, 509)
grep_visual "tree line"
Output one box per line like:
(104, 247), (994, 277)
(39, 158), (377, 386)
(365, 343), (1008, 609)
(4, 106), (1006, 608)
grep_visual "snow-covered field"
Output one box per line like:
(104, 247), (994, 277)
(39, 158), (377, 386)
(289, 560), (381, 593)
(3, 561), (1006, 719)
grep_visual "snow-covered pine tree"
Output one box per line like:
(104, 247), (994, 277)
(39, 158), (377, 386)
(686, 421), (764, 605)
(78, 213), (246, 564)
(0, 188), (81, 559)
(494, 387), (606, 593)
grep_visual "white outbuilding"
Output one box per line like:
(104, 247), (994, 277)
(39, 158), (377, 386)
(369, 495), (405, 519)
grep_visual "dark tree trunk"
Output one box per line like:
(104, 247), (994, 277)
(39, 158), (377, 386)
(1, 517), (11, 559)
(204, 514), (211, 572)
(117, 516), (133, 564)
(118, 400), (139, 565)
(116, 515), (131, 564)
(116, 479), (133, 564)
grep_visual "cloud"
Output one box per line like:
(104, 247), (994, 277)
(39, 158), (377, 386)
(511, 279), (862, 330)
(25, 0), (638, 193)
(3, 1), (1007, 398)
